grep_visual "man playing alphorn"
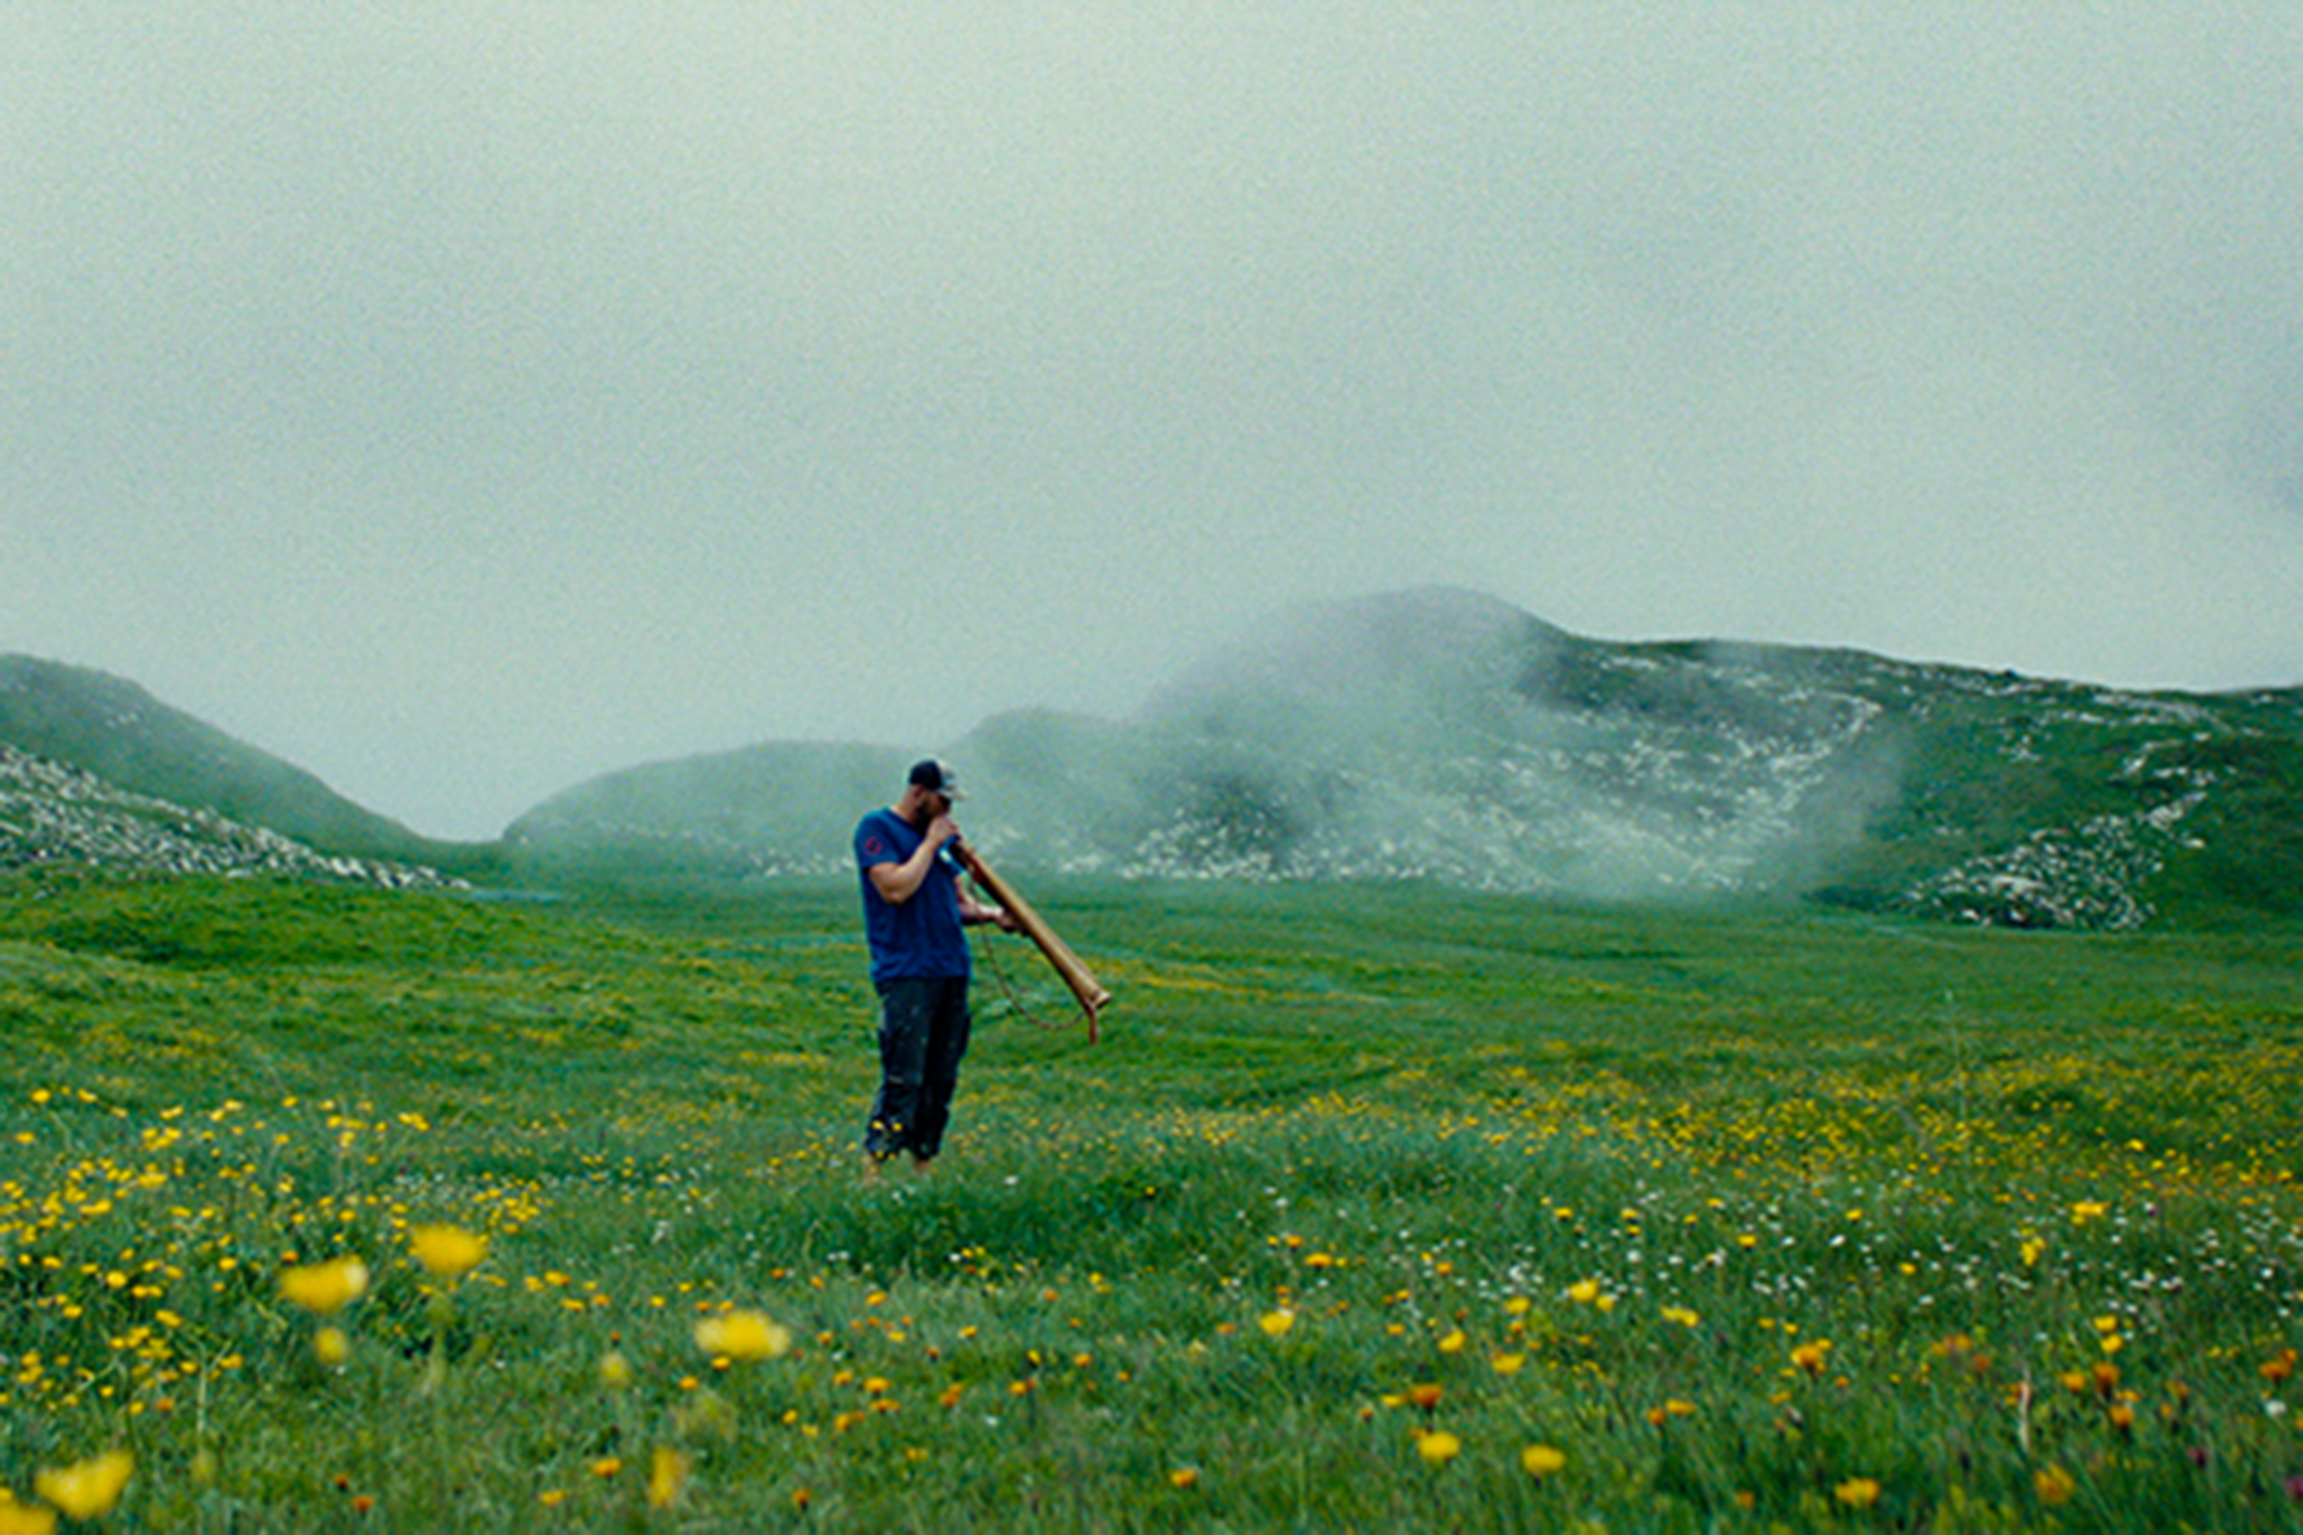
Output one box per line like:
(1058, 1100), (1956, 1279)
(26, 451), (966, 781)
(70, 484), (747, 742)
(852, 758), (1017, 1174)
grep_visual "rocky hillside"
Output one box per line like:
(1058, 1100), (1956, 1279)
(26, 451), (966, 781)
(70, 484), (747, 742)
(0, 656), (476, 890)
(509, 588), (2303, 929)
(0, 743), (459, 889)
(0, 655), (451, 865)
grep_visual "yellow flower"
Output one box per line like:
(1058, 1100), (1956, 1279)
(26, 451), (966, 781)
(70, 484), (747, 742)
(1407, 1382), (1444, 1412)
(646, 1446), (689, 1510)
(1791, 1340), (1833, 1377)
(278, 1256), (369, 1315)
(1168, 1467), (1200, 1489)
(1437, 1328), (1467, 1354)
(1415, 1430), (1461, 1467)
(313, 1327), (350, 1367)
(0, 1500), (59, 1535)
(1566, 1279), (1602, 1305)
(1834, 1477), (1881, 1509)
(2035, 1464), (2076, 1506)
(589, 1456), (622, 1479)
(599, 1350), (634, 1390)
(1522, 1443), (1567, 1478)
(34, 1451), (135, 1521)
(2070, 1201), (2108, 1225)
(694, 1309), (793, 1361)
(409, 1224), (488, 1281)
(1660, 1305), (1700, 1328)
(1259, 1309), (1296, 1338)
(2020, 1236), (2046, 1267)
(1490, 1351), (1526, 1375)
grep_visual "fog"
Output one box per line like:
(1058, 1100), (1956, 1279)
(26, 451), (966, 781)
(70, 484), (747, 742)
(8, 6), (2303, 840)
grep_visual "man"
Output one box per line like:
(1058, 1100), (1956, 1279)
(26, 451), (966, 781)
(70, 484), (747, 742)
(853, 757), (1016, 1173)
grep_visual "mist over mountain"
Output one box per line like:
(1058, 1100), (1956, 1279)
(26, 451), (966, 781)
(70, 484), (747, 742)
(508, 588), (2303, 929)
(7, 593), (2297, 927)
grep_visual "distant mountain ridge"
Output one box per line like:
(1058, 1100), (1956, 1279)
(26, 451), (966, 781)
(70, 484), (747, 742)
(8, 593), (2301, 928)
(508, 588), (2303, 929)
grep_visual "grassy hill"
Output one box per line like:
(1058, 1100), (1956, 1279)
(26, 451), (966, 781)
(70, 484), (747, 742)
(508, 590), (2303, 930)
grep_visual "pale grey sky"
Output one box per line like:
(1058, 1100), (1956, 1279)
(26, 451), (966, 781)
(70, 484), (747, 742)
(8, 5), (2302, 839)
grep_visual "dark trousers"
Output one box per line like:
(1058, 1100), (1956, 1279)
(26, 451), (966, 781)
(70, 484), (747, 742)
(864, 976), (972, 1161)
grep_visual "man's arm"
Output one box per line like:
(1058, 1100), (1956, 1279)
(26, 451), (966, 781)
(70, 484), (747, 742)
(958, 882), (1021, 932)
(867, 814), (959, 905)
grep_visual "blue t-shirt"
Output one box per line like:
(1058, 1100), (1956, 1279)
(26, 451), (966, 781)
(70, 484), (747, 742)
(854, 807), (971, 981)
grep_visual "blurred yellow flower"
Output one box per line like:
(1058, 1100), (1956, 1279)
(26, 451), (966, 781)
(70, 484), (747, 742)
(1259, 1308), (1296, 1337)
(2071, 1201), (2108, 1225)
(1566, 1280), (1601, 1305)
(34, 1451), (135, 1521)
(313, 1327), (350, 1367)
(1522, 1443), (1566, 1478)
(1437, 1329), (1467, 1354)
(1169, 1467), (1200, 1490)
(409, 1224), (487, 1280)
(694, 1309), (793, 1361)
(1416, 1431), (1461, 1467)
(1791, 1340), (1833, 1377)
(0, 1501), (58, 1535)
(2035, 1464), (2076, 1506)
(646, 1447), (689, 1510)
(278, 1256), (369, 1315)
(1660, 1305), (1700, 1328)
(599, 1350), (634, 1391)
(1407, 1382), (1443, 1412)
(1834, 1477), (1881, 1509)
(1491, 1351), (1526, 1375)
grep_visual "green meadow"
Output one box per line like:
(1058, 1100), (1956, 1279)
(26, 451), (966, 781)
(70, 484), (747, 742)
(3, 868), (2300, 1531)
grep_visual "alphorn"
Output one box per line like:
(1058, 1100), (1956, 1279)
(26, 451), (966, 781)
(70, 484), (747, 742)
(953, 842), (1112, 1041)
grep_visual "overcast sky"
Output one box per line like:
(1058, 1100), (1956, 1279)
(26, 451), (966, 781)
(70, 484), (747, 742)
(8, 5), (2303, 840)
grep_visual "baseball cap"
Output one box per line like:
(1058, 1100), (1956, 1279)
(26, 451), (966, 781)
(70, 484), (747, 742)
(908, 758), (966, 801)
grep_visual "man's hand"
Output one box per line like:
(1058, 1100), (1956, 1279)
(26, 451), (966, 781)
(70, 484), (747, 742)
(925, 814), (960, 849)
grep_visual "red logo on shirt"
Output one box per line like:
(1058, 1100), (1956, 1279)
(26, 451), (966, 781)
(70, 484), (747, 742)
(863, 836), (886, 857)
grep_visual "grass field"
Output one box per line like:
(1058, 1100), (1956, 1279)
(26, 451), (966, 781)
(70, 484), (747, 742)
(2, 868), (2300, 1530)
